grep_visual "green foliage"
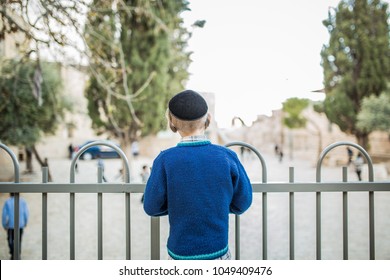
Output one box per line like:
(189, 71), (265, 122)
(282, 98), (309, 129)
(0, 59), (65, 146)
(357, 90), (390, 132)
(312, 101), (325, 114)
(320, 0), (390, 144)
(84, 0), (194, 141)
(1, 1), (89, 62)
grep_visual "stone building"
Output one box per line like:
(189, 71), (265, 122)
(220, 105), (390, 167)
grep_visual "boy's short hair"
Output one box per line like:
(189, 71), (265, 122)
(167, 110), (210, 133)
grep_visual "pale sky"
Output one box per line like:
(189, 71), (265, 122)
(182, 0), (343, 128)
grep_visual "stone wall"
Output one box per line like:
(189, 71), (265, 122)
(220, 106), (390, 167)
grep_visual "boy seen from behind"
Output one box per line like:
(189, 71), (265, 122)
(143, 90), (252, 260)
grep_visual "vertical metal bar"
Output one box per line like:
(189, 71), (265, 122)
(70, 193), (75, 260)
(368, 151), (375, 260)
(124, 158), (131, 260)
(315, 154), (323, 261)
(70, 154), (76, 261)
(14, 193), (20, 260)
(235, 215), (240, 260)
(342, 166), (348, 260)
(98, 166), (103, 260)
(126, 193), (131, 260)
(289, 167), (295, 260)
(316, 192), (321, 260)
(151, 217), (160, 260)
(42, 167), (49, 260)
(262, 192), (267, 260)
(369, 191), (375, 260)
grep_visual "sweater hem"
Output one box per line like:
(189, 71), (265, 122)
(168, 245), (228, 260)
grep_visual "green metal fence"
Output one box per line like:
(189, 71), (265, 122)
(1, 140), (390, 260)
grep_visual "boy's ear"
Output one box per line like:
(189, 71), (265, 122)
(167, 111), (178, 133)
(169, 121), (177, 133)
(204, 113), (211, 129)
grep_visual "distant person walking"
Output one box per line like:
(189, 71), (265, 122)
(279, 150), (284, 163)
(274, 144), (279, 156)
(2, 193), (29, 260)
(354, 153), (364, 181)
(141, 165), (150, 183)
(68, 143), (73, 159)
(347, 147), (353, 166)
(131, 141), (140, 159)
(97, 155), (107, 182)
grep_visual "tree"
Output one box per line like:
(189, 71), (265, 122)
(282, 98), (309, 129)
(1, 0), (89, 63)
(282, 98), (324, 160)
(320, 0), (390, 149)
(282, 98), (309, 159)
(0, 58), (67, 178)
(83, 1), (195, 157)
(357, 90), (390, 133)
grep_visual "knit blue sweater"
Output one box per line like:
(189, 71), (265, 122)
(143, 140), (252, 260)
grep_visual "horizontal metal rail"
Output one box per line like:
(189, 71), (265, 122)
(1, 182), (390, 193)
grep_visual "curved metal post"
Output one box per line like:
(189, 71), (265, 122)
(316, 141), (374, 182)
(68, 140), (131, 260)
(225, 142), (267, 183)
(315, 141), (375, 260)
(0, 143), (21, 260)
(70, 140), (130, 183)
(0, 143), (20, 183)
(225, 141), (267, 260)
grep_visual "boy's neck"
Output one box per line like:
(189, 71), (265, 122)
(178, 128), (205, 138)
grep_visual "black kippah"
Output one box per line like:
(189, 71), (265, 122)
(168, 90), (208, 120)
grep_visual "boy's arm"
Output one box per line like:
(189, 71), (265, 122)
(229, 158), (253, 215)
(143, 156), (168, 217)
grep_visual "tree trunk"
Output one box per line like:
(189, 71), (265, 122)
(25, 147), (33, 173)
(356, 132), (369, 151)
(119, 135), (133, 182)
(32, 145), (53, 181)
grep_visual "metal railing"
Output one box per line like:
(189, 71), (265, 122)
(1, 140), (390, 260)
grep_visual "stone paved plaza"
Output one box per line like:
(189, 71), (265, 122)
(1, 150), (389, 260)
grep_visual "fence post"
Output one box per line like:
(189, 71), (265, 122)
(342, 166), (348, 260)
(316, 141), (374, 260)
(289, 167), (295, 260)
(70, 140), (131, 260)
(0, 143), (21, 260)
(42, 167), (49, 260)
(225, 141), (267, 260)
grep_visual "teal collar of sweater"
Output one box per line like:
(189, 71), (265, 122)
(177, 140), (211, 147)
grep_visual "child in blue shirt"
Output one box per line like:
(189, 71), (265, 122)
(143, 90), (252, 260)
(2, 193), (29, 260)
